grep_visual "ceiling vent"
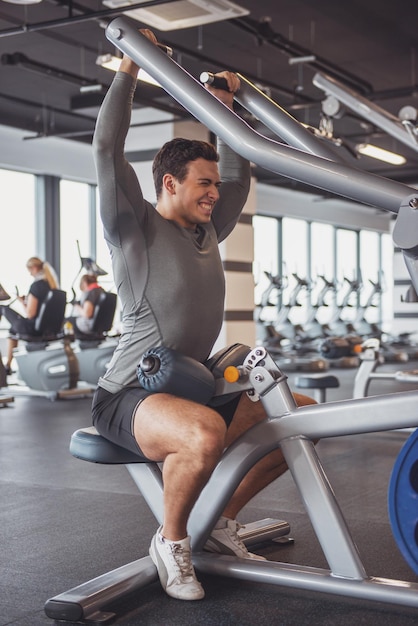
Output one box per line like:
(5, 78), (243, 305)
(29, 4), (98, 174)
(102, 0), (249, 31)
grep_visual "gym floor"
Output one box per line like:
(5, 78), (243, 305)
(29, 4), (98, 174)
(1, 363), (418, 626)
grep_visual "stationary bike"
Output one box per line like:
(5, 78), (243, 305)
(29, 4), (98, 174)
(67, 242), (119, 387)
(71, 291), (119, 386)
(2, 289), (85, 400)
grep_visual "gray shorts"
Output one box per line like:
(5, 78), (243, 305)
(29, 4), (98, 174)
(92, 386), (241, 460)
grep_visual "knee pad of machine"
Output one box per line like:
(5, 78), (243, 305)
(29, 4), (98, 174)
(137, 343), (251, 405)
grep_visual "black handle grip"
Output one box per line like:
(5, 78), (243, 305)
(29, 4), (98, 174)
(199, 71), (230, 92)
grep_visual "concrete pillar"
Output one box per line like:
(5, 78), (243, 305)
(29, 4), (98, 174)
(213, 178), (256, 353)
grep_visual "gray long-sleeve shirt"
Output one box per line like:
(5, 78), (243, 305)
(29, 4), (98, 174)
(93, 71), (251, 393)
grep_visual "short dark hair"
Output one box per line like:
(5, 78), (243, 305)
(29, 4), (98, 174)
(152, 138), (219, 199)
(80, 274), (97, 288)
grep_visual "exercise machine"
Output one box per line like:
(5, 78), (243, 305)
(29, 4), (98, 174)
(0, 344), (13, 407)
(0, 284), (13, 405)
(0, 357), (13, 406)
(313, 72), (418, 156)
(73, 291), (118, 386)
(298, 273), (336, 341)
(353, 338), (418, 399)
(1, 290), (93, 401)
(69, 240), (108, 304)
(256, 270), (328, 372)
(68, 243), (119, 387)
(44, 19), (418, 621)
(45, 345), (418, 623)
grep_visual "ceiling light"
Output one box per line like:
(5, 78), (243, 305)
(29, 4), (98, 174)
(356, 143), (406, 165)
(102, 0), (249, 31)
(96, 53), (162, 87)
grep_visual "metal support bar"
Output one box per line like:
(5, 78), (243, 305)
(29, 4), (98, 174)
(44, 556), (158, 623)
(126, 463), (164, 524)
(234, 73), (344, 162)
(193, 554), (418, 608)
(105, 18), (418, 296)
(313, 72), (418, 153)
(281, 437), (366, 579)
(105, 17), (415, 215)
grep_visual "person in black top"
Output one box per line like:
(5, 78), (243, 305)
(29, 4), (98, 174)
(0, 256), (59, 374)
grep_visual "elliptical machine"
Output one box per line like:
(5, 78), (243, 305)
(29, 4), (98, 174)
(72, 291), (118, 386)
(2, 289), (86, 401)
(255, 270), (328, 372)
(0, 283), (14, 406)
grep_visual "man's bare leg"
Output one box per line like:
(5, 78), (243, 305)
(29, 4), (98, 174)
(6, 338), (17, 370)
(222, 391), (317, 519)
(133, 392), (227, 541)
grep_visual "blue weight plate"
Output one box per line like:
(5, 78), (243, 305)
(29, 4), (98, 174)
(388, 428), (418, 574)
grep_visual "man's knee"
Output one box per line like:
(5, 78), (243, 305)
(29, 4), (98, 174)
(188, 407), (227, 457)
(293, 392), (317, 407)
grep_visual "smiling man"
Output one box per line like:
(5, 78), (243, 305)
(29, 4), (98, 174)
(92, 28), (315, 602)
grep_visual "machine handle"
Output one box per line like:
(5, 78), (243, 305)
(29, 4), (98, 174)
(199, 71), (230, 92)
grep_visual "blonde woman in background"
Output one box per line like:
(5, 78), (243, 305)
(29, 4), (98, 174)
(0, 257), (59, 375)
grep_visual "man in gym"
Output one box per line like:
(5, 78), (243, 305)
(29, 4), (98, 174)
(92, 28), (316, 601)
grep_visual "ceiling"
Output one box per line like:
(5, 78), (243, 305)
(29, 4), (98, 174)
(0, 0), (417, 193)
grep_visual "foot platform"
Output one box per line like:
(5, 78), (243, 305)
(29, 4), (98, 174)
(45, 517), (291, 624)
(238, 517), (292, 546)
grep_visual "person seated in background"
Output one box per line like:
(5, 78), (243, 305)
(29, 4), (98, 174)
(66, 274), (105, 336)
(0, 256), (59, 374)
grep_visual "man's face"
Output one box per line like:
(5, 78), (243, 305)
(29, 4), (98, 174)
(170, 158), (221, 229)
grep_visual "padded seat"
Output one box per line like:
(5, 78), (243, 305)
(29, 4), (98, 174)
(11, 289), (67, 348)
(295, 374), (340, 391)
(295, 374), (339, 403)
(70, 427), (145, 464)
(75, 291), (117, 348)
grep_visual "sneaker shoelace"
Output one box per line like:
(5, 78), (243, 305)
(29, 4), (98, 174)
(227, 521), (248, 552)
(170, 543), (195, 582)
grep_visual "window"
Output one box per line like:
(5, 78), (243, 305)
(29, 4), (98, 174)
(0, 169), (36, 299)
(311, 223), (335, 324)
(282, 217), (308, 325)
(336, 228), (359, 326)
(253, 215), (390, 336)
(59, 180), (92, 298)
(359, 230), (380, 324)
(253, 215), (280, 320)
(381, 233), (394, 330)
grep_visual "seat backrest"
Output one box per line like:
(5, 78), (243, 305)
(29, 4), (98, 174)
(90, 292), (117, 334)
(34, 289), (67, 336)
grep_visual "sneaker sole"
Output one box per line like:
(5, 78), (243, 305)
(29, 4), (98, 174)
(149, 536), (169, 590)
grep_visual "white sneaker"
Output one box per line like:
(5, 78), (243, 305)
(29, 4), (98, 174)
(149, 527), (205, 600)
(204, 517), (267, 560)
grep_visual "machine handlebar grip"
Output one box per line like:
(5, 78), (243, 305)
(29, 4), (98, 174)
(200, 71), (230, 92)
(157, 43), (173, 57)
